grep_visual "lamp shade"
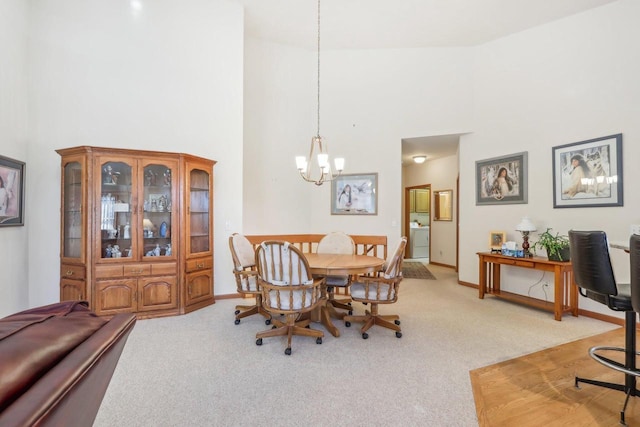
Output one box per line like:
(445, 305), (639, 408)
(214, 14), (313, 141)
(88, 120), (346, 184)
(515, 216), (537, 232)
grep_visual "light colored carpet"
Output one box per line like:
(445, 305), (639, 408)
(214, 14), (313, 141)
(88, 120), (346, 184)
(94, 265), (617, 426)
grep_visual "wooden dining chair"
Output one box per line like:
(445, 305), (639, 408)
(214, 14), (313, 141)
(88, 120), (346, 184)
(229, 233), (271, 325)
(344, 236), (407, 339)
(316, 231), (356, 318)
(255, 240), (324, 355)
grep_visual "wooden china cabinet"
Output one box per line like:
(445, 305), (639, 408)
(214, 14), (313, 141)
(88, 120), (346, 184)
(57, 146), (215, 318)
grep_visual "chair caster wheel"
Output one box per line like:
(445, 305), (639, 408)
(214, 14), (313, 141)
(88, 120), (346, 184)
(234, 310), (240, 315)
(362, 332), (369, 339)
(316, 337), (322, 344)
(345, 321), (351, 327)
(396, 331), (402, 338)
(265, 319), (271, 325)
(394, 320), (401, 325)
(234, 319), (240, 325)
(285, 347), (292, 355)
(256, 338), (263, 346)
(271, 325), (277, 329)
(348, 310), (353, 315)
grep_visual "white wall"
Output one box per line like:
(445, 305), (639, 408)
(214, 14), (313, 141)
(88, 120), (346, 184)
(22, 0), (244, 308)
(404, 154), (458, 266)
(4, 0), (636, 319)
(459, 0), (640, 315)
(244, 45), (474, 248)
(0, 0), (29, 317)
(243, 38), (316, 234)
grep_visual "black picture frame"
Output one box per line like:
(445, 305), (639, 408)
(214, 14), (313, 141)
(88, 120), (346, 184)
(0, 155), (25, 226)
(476, 152), (528, 205)
(552, 134), (623, 208)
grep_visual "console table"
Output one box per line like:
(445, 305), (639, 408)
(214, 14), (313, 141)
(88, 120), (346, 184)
(477, 252), (578, 321)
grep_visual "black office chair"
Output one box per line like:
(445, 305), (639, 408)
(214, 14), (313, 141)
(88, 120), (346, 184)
(569, 230), (639, 426)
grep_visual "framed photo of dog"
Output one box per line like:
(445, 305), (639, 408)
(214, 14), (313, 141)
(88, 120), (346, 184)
(552, 134), (623, 208)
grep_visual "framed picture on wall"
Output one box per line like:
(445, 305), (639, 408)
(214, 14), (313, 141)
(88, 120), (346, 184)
(552, 134), (623, 208)
(331, 173), (378, 215)
(475, 152), (528, 205)
(0, 155), (25, 227)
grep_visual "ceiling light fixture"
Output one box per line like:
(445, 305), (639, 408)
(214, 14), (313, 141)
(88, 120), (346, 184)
(295, 0), (344, 186)
(413, 156), (427, 164)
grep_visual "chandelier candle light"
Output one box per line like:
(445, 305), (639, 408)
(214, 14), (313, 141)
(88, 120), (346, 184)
(515, 216), (537, 258)
(295, 0), (344, 186)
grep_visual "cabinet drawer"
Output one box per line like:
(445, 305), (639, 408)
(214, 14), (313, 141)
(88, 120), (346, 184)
(61, 264), (85, 280)
(186, 258), (213, 272)
(124, 264), (152, 276)
(151, 262), (177, 275)
(95, 264), (124, 279)
(514, 260), (534, 268)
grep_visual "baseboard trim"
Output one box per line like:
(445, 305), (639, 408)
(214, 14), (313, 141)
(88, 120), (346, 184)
(214, 293), (242, 300)
(457, 280), (629, 327)
(429, 261), (455, 269)
(457, 280), (477, 289)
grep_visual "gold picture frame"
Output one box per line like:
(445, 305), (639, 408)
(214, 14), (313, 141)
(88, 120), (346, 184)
(489, 231), (506, 250)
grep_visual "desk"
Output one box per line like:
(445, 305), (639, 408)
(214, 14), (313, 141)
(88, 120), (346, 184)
(305, 253), (385, 337)
(609, 241), (630, 252)
(477, 252), (578, 321)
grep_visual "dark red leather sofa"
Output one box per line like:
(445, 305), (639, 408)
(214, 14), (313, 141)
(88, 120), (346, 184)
(0, 301), (136, 427)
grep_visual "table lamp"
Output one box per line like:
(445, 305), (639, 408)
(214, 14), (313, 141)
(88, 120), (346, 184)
(515, 216), (537, 257)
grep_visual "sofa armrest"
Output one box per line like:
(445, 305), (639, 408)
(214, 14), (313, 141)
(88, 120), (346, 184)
(0, 312), (136, 427)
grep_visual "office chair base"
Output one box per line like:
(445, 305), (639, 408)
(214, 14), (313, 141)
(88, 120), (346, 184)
(256, 314), (324, 355)
(344, 308), (401, 338)
(234, 303), (272, 325)
(575, 343), (640, 427)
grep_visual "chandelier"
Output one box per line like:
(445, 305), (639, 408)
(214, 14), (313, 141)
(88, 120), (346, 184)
(295, 0), (344, 186)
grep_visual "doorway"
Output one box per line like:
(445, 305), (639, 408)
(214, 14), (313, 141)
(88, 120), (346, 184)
(404, 184), (431, 262)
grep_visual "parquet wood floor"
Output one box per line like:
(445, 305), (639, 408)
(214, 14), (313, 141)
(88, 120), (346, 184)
(470, 328), (640, 426)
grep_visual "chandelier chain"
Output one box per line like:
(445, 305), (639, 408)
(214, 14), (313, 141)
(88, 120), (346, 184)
(295, 0), (344, 185)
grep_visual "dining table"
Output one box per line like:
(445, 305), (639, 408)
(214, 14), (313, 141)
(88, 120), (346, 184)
(304, 253), (385, 337)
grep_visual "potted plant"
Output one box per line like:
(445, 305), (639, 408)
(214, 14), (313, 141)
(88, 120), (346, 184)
(531, 228), (571, 261)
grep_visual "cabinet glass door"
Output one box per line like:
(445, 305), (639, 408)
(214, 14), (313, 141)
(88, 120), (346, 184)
(99, 159), (134, 260)
(62, 159), (84, 260)
(141, 162), (176, 259)
(188, 168), (211, 255)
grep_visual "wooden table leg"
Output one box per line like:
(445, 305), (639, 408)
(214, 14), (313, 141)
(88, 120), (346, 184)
(479, 257), (487, 299)
(320, 303), (340, 337)
(492, 263), (501, 293)
(570, 270), (579, 317)
(554, 265), (562, 321)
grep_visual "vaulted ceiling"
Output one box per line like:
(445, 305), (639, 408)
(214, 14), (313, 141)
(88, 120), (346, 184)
(232, 0), (616, 50)
(232, 0), (618, 163)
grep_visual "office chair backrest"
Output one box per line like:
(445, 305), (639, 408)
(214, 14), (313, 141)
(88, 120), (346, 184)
(630, 234), (640, 312)
(256, 241), (313, 286)
(568, 230), (618, 303)
(317, 232), (355, 255)
(229, 233), (256, 270)
(383, 237), (407, 279)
